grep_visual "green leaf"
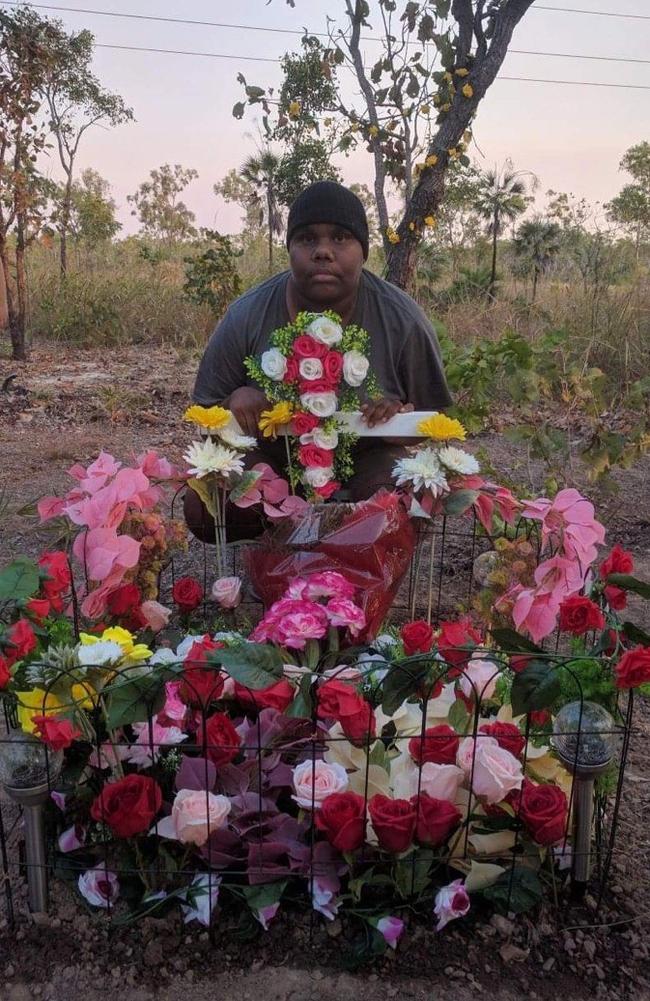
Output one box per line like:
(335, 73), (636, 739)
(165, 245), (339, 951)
(622, 621), (650, 647)
(286, 674), (313, 718)
(210, 643), (283, 690)
(0, 558), (40, 601)
(442, 489), (479, 516)
(232, 101), (245, 119)
(607, 574), (650, 600)
(394, 847), (434, 898)
(229, 470), (261, 503)
(104, 674), (167, 729)
(510, 660), (560, 716)
(448, 699), (470, 734)
(381, 659), (428, 715)
(490, 628), (544, 654)
(482, 866), (543, 915)
(240, 880), (287, 912)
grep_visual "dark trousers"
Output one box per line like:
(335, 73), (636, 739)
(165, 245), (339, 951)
(183, 439), (408, 543)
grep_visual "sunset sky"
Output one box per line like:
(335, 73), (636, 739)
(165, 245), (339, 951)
(12, 0), (649, 234)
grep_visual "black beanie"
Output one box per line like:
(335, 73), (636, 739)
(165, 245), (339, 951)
(286, 181), (369, 260)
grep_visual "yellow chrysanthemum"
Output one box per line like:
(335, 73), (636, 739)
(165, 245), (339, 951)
(259, 402), (294, 439)
(16, 689), (64, 734)
(418, 413), (467, 442)
(441, 103), (451, 113)
(421, 103), (430, 115)
(183, 405), (231, 432)
(444, 72), (453, 83)
(425, 154), (438, 167)
(462, 83), (474, 98)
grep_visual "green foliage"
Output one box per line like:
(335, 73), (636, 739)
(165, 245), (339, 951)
(0, 558), (40, 601)
(482, 867), (543, 915)
(183, 231), (242, 316)
(510, 660), (561, 716)
(209, 643), (283, 690)
(556, 658), (616, 712)
(127, 164), (199, 243)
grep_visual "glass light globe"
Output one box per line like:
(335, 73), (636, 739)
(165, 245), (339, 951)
(0, 732), (63, 789)
(551, 700), (616, 773)
(473, 551), (498, 588)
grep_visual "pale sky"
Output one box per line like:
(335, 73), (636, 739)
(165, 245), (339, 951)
(18, 0), (650, 234)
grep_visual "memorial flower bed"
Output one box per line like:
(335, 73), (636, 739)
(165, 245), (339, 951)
(0, 406), (649, 954)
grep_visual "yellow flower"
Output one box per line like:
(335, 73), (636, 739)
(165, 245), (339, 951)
(424, 216), (437, 227)
(259, 401), (294, 439)
(455, 67), (470, 77)
(123, 643), (153, 666)
(418, 413), (467, 442)
(183, 405), (231, 432)
(368, 125), (379, 137)
(386, 227), (400, 245)
(433, 94), (441, 106)
(288, 100), (301, 119)
(425, 154), (438, 167)
(71, 681), (99, 711)
(462, 83), (474, 98)
(101, 626), (136, 655)
(16, 689), (64, 734)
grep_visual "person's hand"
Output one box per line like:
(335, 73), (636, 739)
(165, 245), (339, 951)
(360, 399), (414, 429)
(226, 386), (269, 438)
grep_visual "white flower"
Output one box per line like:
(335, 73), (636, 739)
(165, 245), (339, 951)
(77, 641), (123, 667)
(217, 417), (257, 450)
(182, 873), (221, 927)
(298, 357), (323, 381)
(78, 868), (119, 909)
(300, 391), (338, 418)
(342, 350), (370, 387)
(307, 315), (343, 346)
(261, 347), (287, 381)
(150, 647), (178, 666)
(184, 439), (244, 480)
(312, 426), (339, 450)
(175, 634), (206, 659)
(393, 448), (449, 495)
(302, 466), (334, 488)
(437, 446), (480, 476)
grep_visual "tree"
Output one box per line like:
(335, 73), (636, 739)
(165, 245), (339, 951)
(606, 142), (650, 261)
(476, 164), (530, 299)
(51, 167), (120, 249)
(128, 164), (198, 244)
(275, 138), (340, 208)
(183, 230), (242, 317)
(434, 160), (482, 278)
(513, 218), (561, 303)
(43, 28), (132, 279)
(214, 169), (263, 235)
(240, 150), (283, 271)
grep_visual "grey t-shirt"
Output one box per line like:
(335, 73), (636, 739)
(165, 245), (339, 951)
(193, 269), (452, 410)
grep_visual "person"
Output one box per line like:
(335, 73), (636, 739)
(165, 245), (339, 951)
(185, 180), (452, 541)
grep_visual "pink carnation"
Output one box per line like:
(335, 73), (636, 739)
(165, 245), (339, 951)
(326, 598), (366, 637)
(302, 572), (356, 601)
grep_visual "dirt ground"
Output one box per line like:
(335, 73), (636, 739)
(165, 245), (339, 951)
(0, 343), (649, 1001)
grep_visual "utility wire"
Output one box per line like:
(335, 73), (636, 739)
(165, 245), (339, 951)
(533, 4), (650, 19)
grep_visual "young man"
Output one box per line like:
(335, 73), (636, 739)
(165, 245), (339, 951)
(186, 180), (452, 540)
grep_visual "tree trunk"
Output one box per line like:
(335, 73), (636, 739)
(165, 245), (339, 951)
(532, 266), (539, 303)
(14, 215), (28, 360)
(0, 234), (25, 360)
(0, 256), (8, 332)
(489, 210), (499, 300)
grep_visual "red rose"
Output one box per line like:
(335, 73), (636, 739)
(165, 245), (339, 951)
(400, 620), (434, 656)
(202, 712), (241, 766)
(107, 583), (142, 616)
(600, 544), (634, 580)
(411, 794), (461, 847)
(6, 619), (37, 665)
(293, 334), (328, 360)
(38, 551), (71, 611)
(322, 351), (344, 384)
(519, 779), (568, 846)
(234, 678), (295, 713)
(0, 656), (10, 689)
(529, 709), (551, 727)
(291, 411), (320, 436)
(298, 444), (334, 469)
(90, 774), (162, 838)
(314, 481), (340, 500)
(299, 378), (336, 395)
(317, 679), (376, 746)
(408, 725), (459, 766)
(604, 585), (627, 611)
(25, 598), (51, 623)
(615, 645), (650, 690)
(32, 715), (80, 751)
(558, 595), (605, 636)
(182, 636), (226, 705)
(315, 791), (367, 852)
(438, 618), (482, 669)
(369, 794), (417, 854)
(285, 355), (299, 382)
(479, 721), (525, 759)
(172, 576), (204, 613)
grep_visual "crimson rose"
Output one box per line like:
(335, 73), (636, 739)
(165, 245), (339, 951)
(604, 585), (627, 611)
(285, 355), (299, 382)
(438, 618), (482, 670)
(315, 791), (366, 852)
(479, 721), (525, 759)
(293, 334), (328, 360)
(317, 679), (376, 746)
(0, 656), (10, 689)
(368, 794), (417, 853)
(600, 544), (633, 579)
(411, 794), (461, 847)
(322, 351), (344, 383)
(408, 725), (459, 766)
(615, 645), (650, 690)
(32, 715), (80, 751)
(38, 551), (71, 610)
(107, 583), (142, 616)
(90, 774), (162, 838)
(172, 576), (204, 613)
(202, 712), (241, 766)
(182, 636), (225, 705)
(298, 444), (334, 469)
(25, 598), (50, 623)
(291, 412), (320, 436)
(558, 595), (605, 635)
(6, 619), (37, 665)
(400, 620), (434, 656)
(234, 678), (295, 712)
(519, 779), (567, 845)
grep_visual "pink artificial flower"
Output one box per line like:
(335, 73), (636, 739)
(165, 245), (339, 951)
(80, 569), (128, 619)
(59, 824), (86, 853)
(78, 868), (120, 909)
(73, 527), (140, 582)
(512, 588), (560, 644)
(124, 718), (187, 768)
(434, 879), (470, 931)
(302, 572), (356, 601)
(457, 736), (523, 804)
(285, 578), (308, 599)
(37, 496), (67, 522)
(375, 915), (405, 949)
(533, 554), (586, 599)
(140, 600), (172, 633)
(50, 790), (66, 811)
(276, 608), (330, 650)
(458, 656), (500, 702)
(158, 681), (188, 727)
(88, 741), (129, 770)
(311, 877), (340, 920)
(326, 598), (366, 637)
(255, 903), (280, 930)
(136, 450), (176, 480)
(211, 576), (242, 609)
(522, 488), (605, 567)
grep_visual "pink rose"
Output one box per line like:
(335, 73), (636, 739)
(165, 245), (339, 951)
(326, 598), (366, 637)
(458, 656), (500, 702)
(211, 575), (242, 609)
(158, 681), (188, 727)
(140, 600), (171, 633)
(78, 868), (119, 909)
(157, 789), (231, 846)
(419, 762), (465, 803)
(292, 760), (348, 810)
(458, 736), (523, 804)
(434, 879), (470, 931)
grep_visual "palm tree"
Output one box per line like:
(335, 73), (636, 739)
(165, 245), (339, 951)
(240, 150), (283, 272)
(476, 166), (530, 299)
(513, 218), (562, 303)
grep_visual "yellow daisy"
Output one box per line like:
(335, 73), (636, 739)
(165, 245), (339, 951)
(418, 413), (467, 442)
(183, 405), (231, 432)
(259, 401), (294, 439)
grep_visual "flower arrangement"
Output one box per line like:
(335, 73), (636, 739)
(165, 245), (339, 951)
(244, 311), (378, 499)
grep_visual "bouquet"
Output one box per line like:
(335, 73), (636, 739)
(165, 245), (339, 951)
(245, 311), (379, 500)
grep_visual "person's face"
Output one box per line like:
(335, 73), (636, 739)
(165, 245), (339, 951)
(288, 222), (364, 307)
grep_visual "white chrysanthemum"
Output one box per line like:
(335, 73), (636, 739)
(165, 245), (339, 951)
(393, 449), (449, 495)
(437, 446), (480, 476)
(77, 641), (123, 667)
(184, 439), (244, 480)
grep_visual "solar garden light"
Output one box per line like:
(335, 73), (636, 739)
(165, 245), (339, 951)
(551, 700), (616, 899)
(0, 731), (63, 913)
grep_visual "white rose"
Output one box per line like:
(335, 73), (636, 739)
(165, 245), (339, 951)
(298, 357), (323, 381)
(261, 348), (287, 381)
(302, 466), (334, 488)
(342, 350), (370, 388)
(300, 391), (338, 418)
(292, 760), (348, 809)
(307, 315), (343, 347)
(459, 657), (500, 702)
(312, 426), (339, 450)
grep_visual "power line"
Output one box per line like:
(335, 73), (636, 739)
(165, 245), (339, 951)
(533, 5), (650, 20)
